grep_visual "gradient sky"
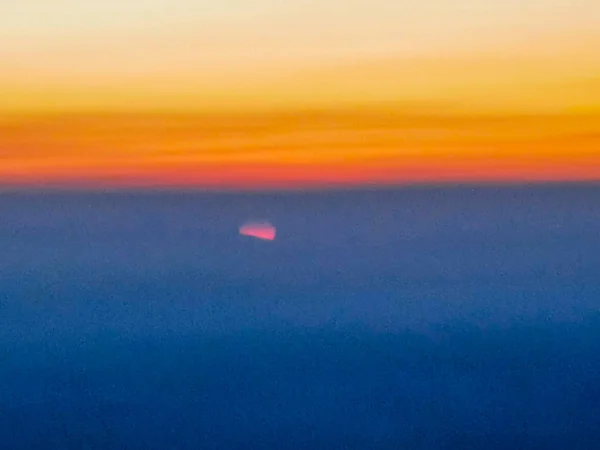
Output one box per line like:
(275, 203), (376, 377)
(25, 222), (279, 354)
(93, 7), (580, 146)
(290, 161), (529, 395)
(1, 0), (599, 187)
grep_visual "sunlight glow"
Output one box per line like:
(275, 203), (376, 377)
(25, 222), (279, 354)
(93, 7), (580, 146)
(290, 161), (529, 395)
(239, 221), (276, 241)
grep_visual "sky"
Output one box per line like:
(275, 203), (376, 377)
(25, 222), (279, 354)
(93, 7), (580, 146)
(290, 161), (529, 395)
(1, 0), (599, 188)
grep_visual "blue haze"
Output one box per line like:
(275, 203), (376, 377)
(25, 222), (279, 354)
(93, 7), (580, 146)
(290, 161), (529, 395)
(1, 184), (600, 448)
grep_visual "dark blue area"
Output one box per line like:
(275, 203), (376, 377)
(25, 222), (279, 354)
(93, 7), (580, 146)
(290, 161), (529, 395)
(1, 184), (599, 448)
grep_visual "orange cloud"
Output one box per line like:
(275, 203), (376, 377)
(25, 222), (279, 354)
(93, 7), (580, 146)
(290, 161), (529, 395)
(1, 110), (598, 189)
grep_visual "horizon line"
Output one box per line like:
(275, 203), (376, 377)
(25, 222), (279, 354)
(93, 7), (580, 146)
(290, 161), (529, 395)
(2, 180), (599, 196)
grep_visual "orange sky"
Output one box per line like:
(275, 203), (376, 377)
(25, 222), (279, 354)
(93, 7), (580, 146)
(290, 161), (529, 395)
(2, 110), (599, 189)
(1, 0), (599, 188)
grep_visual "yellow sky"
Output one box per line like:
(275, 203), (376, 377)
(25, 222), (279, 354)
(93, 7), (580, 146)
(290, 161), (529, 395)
(1, 0), (598, 188)
(1, 0), (599, 113)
